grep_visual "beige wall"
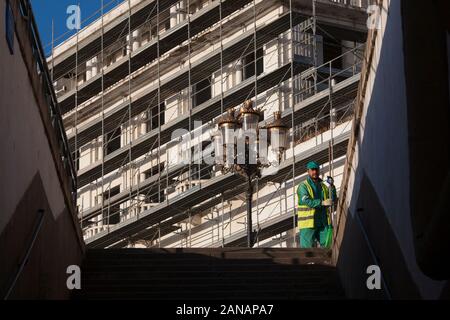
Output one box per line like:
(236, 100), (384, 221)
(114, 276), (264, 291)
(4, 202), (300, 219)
(0, 14), (65, 233)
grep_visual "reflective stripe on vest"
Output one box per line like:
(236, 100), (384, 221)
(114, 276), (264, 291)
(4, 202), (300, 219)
(298, 180), (331, 229)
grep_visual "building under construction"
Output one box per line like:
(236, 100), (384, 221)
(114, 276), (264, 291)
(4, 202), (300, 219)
(48, 0), (368, 248)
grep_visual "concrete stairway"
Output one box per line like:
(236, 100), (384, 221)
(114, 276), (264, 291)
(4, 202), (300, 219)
(74, 248), (345, 300)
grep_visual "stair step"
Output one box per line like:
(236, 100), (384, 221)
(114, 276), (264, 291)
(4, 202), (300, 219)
(86, 249), (331, 260)
(76, 248), (344, 300)
(79, 281), (340, 291)
(84, 256), (330, 264)
(85, 258), (331, 267)
(81, 275), (338, 286)
(82, 266), (332, 275)
(82, 270), (337, 281)
(87, 248), (328, 254)
(75, 289), (344, 300)
(85, 252), (330, 258)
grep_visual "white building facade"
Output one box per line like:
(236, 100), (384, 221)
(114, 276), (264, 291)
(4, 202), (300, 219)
(48, 0), (369, 248)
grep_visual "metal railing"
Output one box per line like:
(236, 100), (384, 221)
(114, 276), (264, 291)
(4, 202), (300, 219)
(3, 210), (45, 300)
(18, 0), (77, 202)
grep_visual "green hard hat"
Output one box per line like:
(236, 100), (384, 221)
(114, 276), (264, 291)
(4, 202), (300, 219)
(306, 161), (320, 170)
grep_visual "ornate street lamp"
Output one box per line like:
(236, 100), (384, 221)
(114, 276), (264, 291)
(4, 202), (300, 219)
(213, 100), (288, 247)
(267, 111), (288, 164)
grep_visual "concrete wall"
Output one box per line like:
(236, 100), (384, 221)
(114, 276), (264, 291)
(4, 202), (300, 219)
(0, 0), (84, 299)
(334, 0), (449, 299)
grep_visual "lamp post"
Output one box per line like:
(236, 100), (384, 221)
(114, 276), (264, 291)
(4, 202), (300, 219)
(213, 101), (288, 247)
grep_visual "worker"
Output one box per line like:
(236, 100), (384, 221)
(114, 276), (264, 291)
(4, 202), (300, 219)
(297, 161), (337, 248)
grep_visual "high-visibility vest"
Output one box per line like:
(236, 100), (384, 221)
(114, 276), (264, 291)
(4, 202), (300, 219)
(298, 180), (331, 229)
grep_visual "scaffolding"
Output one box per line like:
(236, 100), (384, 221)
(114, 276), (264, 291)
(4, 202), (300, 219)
(48, 0), (368, 248)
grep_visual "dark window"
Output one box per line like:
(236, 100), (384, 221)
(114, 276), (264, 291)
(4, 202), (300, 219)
(165, 20), (171, 32)
(104, 186), (121, 225)
(322, 37), (343, 70)
(143, 163), (166, 203)
(147, 189), (165, 204)
(243, 48), (264, 80)
(191, 141), (212, 180)
(146, 103), (165, 133)
(143, 163), (165, 180)
(104, 127), (121, 156)
(193, 77), (211, 108)
(191, 164), (212, 180)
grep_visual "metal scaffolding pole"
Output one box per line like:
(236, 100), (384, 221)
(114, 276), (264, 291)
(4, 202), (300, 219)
(312, 0), (318, 93)
(221, 196), (225, 248)
(188, 0), (193, 203)
(256, 179), (260, 247)
(188, 210), (192, 247)
(219, 0), (225, 249)
(75, 1), (80, 227)
(101, 0), (105, 231)
(157, 0), (162, 213)
(127, 0), (133, 218)
(289, 0), (297, 247)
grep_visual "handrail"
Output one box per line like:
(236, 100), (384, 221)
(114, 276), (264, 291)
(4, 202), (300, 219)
(332, 0), (392, 299)
(354, 210), (392, 299)
(18, 0), (78, 202)
(3, 210), (46, 300)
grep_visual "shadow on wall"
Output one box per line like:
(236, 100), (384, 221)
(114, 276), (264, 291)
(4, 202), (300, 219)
(0, 173), (84, 300)
(337, 172), (422, 299)
(334, 0), (450, 299)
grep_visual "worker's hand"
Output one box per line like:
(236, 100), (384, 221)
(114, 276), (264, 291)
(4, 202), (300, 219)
(322, 199), (333, 207)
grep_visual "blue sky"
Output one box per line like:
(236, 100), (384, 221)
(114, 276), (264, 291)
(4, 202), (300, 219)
(31, 0), (124, 56)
